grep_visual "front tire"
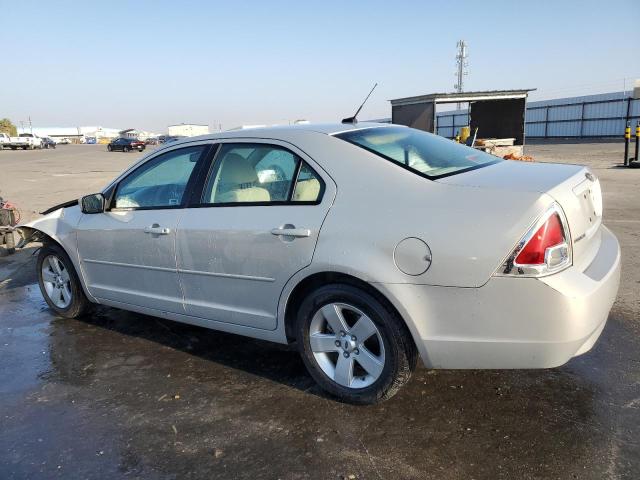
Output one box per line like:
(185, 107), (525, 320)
(37, 243), (91, 318)
(107, 145), (112, 151)
(296, 284), (417, 404)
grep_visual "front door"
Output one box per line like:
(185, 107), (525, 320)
(177, 141), (335, 329)
(77, 144), (209, 313)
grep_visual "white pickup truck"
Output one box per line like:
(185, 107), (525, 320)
(9, 133), (43, 150)
(0, 133), (10, 149)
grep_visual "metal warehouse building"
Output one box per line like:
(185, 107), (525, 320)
(434, 91), (640, 139)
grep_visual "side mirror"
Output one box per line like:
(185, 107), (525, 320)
(80, 193), (105, 214)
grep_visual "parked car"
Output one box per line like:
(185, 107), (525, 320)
(145, 138), (158, 145)
(17, 123), (620, 404)
(42, 137), (57, 149)
(57, 138), (72, 145)
(107, 137), (145, 152)
(85, 136), (97, 144)
(0, 132), (10, 149)
(9, 133), (43, 150)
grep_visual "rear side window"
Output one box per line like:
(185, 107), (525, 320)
(202, 143), (324, 205)
(292, 162), (322, 201)
(335, 126), (500, 179)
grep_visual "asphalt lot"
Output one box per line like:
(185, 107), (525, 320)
(0, 142), (639, 479)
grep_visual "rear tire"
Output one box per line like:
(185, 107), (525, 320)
(123, 146), (130, 153)
(296, 283), (417, 404)
(37, 243), (91, 319)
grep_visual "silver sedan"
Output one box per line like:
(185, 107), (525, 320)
(18, 123), (621, 404)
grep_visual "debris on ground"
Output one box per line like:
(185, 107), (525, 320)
(503, 153), (534, 161)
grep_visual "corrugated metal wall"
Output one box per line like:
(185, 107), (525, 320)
(435, 91), (639, 139)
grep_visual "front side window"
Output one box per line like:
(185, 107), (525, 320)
(114, 145), (205, 209)
(203, 143), (324, 204)
(335, 126), (500, 178)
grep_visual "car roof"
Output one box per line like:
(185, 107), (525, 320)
(165, 122), (397, 144)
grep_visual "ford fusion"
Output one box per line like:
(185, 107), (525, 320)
(18, 123), (620, 404)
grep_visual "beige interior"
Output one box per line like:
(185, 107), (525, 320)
(293, 178), (320, 201)
(211, 153), (271, 203)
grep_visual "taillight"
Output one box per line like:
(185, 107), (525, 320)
(498, 204), (572, 277)
(514, 213), (564, 265)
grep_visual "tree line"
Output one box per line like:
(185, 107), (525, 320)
(0, 119), (17, 136)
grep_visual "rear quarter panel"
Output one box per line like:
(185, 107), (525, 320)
(289, 133), (550, 288)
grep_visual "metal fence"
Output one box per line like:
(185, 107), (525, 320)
(435, 91), (640, 139)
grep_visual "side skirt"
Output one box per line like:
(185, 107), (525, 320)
(95, 297), (289, 344)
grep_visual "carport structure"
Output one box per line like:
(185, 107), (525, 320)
(389, 89), (535, 148)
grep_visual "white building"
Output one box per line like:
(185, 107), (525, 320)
(17, 126), (159, 142)
(168, 123), (209, 137)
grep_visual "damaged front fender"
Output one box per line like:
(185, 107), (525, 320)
(16, 203), (96, 302)
(16, 203), (83, 253)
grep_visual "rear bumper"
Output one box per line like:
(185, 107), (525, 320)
(379, 225), (621, 369)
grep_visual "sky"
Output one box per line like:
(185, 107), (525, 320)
(1, 0), (638, 133)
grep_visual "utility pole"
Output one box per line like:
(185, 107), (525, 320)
(454, 40), (468, 110)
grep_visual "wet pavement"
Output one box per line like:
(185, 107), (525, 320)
(1, 266), (639, 479)
(1, 142), (639, 479)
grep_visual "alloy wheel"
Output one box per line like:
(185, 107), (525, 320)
(41, 254), (72, 309)
(309, 302), (385, 389)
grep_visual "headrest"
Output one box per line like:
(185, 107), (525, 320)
(218, 153), (258, 184)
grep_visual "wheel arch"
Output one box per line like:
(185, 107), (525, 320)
(24, 226), (95, 302)
(282, 271), (419, 356)
(16, 209), (97, 304)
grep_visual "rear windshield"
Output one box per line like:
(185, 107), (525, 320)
(335, 126), (500, 179)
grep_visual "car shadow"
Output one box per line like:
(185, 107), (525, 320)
(69, 304), (322, 395)
(43, 298), (622, 415)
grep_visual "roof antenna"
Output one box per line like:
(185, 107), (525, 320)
(342, 83), (378, 124)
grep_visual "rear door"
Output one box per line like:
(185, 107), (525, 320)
(77, 143), (210, 313)
(176, 140), (335, 330)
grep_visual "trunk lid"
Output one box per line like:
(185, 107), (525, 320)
(436, 160), (602, 265)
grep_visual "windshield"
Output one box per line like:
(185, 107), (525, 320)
(335, 126), (500, 179)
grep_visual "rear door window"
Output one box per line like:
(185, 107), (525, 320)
(201, 143), (324, 204)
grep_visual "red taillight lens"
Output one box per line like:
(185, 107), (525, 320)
(515, 213), (565, 265)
